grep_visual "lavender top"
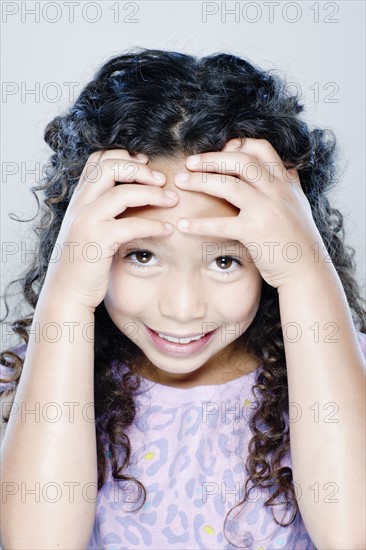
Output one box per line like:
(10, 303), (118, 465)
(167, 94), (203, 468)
(1, 332), (365, 549)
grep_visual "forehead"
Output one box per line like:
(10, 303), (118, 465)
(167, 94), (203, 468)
(120, 156), (240, 223)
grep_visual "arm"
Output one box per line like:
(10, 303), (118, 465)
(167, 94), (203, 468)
(168, 138), (365, 547)
(278, 263), (366, 549)
(0, 292), (97, 549)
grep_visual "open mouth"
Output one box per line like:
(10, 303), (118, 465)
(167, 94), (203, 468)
(156, 332), (206, 344)
(144, 325), (219, 356)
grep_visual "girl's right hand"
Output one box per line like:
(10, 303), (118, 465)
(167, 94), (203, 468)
(41, 149), (178, 311)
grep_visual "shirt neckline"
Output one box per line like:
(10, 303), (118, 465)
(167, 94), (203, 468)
(135, 364), (262, 405)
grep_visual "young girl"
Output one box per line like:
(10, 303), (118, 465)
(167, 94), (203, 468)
(0, 48), (365, 550)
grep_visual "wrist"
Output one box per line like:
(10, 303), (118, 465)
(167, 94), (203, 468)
(37, 285), (96, 316)
(277, 260), (340, 296)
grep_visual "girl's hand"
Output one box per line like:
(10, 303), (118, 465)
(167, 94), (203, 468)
(41, 149), (178, 311)
(174, 138), (328, 289)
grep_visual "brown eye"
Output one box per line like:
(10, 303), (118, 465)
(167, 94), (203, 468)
(209, 256), (243, 277)
(216, 257), (233, 270)
(135, 251), (152, 264)
(124, 250), (158, 269)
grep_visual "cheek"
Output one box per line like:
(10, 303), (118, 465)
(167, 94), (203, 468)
(104, 267), (147, 317)
(217, 272), (262, 322)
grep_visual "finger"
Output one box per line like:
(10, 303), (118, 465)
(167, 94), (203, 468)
(221, 137), (245, 152)
(220, 138), (280, 183)
(176, 216), (245, 242)
(174, 169), (258, 209)
(238, 138), (301, 186)
(77, 158), (167, 204)
(76, 149), (145, 191)
(192, 139), (297, 187)
(185, 151), (273, 189)
(89, 183), (178, 220)
(130, 152), (149, 161)
(75, 150), (151, 200)
(110, 216), (174, 245)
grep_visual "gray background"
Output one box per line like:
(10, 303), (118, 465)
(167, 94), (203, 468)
(1, 1), (365, 346)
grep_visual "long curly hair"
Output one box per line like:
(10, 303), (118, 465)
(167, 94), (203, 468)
(1, 47), (365, 546)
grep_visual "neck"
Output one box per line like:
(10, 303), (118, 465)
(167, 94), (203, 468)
(136, 347), (259, 388)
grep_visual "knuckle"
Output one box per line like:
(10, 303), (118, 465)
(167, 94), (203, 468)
(101, 149), (130, 162)
(258, 138), (270, 148)
(124, 161), (142, 180)
(257, 139), (273, 156)
(82, 162), (102, 184)
(99, 158), (121, 177)
(217, 220), (228, 234)
(232, 138), (244, 150)
(99, 158), (113, 170)
(88, 150), (105, 163)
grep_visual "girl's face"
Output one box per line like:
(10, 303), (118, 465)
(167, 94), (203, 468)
(104, 157), (263, 387)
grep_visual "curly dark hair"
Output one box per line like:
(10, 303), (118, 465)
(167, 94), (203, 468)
(1, 47), (365, 547)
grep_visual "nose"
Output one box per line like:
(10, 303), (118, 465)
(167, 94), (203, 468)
(159, 271), (207, 323)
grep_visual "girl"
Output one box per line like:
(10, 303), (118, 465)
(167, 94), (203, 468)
(0, 48), (365, 550)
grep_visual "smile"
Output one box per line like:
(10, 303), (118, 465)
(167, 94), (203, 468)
(144, 324), (219, 356)
(157, 332), (205, 344)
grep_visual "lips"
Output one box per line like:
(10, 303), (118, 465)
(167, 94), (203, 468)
(144, 324), (219, 357)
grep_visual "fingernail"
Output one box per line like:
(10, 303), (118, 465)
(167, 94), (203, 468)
(186, 155), (201, 166)
(164, 223), (174, 231)
(153, 171), (165, 182)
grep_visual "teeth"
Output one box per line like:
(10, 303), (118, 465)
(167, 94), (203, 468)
(157, 332), (205, 344)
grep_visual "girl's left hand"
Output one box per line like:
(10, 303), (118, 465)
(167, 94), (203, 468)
(174, 138), (330, 289)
